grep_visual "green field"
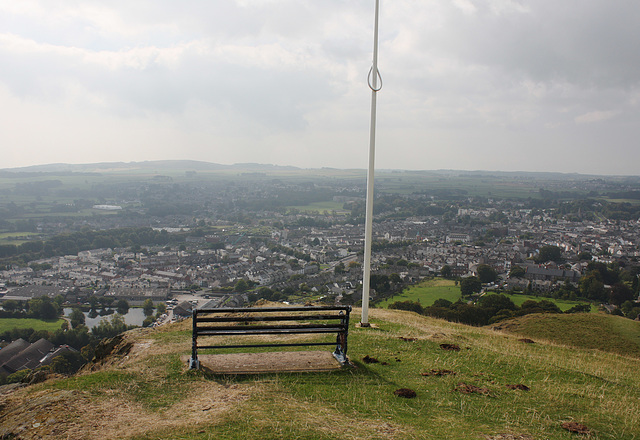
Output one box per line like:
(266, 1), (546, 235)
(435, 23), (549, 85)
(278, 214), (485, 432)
(500, 292), (596, 312)
(377, 278), (460, 307)
(378, 279), (593, 312)
(4, 309), (638, 439)
(287, 201), (349, 214)
(0, 317), (66, 333)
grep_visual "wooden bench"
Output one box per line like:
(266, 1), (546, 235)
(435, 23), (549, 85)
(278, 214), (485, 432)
(189, 305), (352, 369)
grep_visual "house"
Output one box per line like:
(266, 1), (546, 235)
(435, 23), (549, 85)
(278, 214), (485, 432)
(0, 338), (55, 376)
(172, 301), (193, 320)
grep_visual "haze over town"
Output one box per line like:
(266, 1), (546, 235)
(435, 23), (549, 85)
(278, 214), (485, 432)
(2, 0), (640, 175)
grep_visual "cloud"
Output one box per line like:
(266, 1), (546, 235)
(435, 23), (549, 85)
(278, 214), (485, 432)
(0, 0), (640, 174)
(575, 110), (619, 124)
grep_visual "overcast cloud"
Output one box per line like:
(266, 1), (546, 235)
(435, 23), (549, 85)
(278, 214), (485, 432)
(1, 0), (639, 175)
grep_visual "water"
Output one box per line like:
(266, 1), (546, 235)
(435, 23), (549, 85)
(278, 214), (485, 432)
(64, 307), (147, 329)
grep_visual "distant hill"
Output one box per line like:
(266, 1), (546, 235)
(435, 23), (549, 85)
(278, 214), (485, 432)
(492, 312), (640, 358)
(0, 161), (301, 174)
(3, 160), (640, 182)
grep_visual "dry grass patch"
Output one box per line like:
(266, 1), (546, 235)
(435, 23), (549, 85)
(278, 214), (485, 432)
(0, 377), (255, 440)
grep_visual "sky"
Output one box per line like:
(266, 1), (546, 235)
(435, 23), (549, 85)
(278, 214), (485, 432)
(1, 0), (639, 175)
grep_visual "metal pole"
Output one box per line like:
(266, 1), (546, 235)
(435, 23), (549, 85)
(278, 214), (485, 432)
(361, 0), (381, 326)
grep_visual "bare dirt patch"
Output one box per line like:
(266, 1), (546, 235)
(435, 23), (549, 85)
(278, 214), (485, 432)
(398, 336), (418, 342)
(394, 388), (417, 398)
(362, 355), (380, 364)
(184, 350), (344, 374)
(422, 369), (456, 377)
(561, 421), (591, 435)
(518, 338), (536, 344)
(484, 435), (534, 440)
(506, 384), (530, 391)
(440, 343), (461, 351)
(454, 382), (492, 396)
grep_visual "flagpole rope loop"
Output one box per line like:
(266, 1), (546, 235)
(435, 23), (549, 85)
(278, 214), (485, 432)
(368, 65), (383, 92)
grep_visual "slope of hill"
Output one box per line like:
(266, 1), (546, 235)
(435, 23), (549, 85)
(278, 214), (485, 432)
(1, 309), (639, 440)
(491, 312), (640, 358)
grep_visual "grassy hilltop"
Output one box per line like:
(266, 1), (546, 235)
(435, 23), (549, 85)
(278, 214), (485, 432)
(1, 309), (639, 440)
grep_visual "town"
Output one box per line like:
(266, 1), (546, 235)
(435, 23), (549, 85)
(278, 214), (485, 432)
(2, 163), (640, 319)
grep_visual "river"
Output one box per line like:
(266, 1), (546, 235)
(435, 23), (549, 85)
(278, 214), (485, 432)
(63, 307), (147, 329)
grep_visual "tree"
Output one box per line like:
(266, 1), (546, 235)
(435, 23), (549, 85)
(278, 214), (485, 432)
(578, 251), (592, 261)
(234, 279), (249, 293)
(479, 294), (517, 312)
(334, 262), (345, 274)
(2, 299), (19, 313)
(579, 272), (607, 301)
(142, 299), (155, 317)
(388, 300), (423, 314)
(88, 296), (99, 311)
(69, 308), (85, 329)
(156, 302), (167, 315)
(609, 283), (635, 306)
(440, 265), (452, 278)
(27, 296), (59, 320)
(460, 276), (482, 296)
(48, 351), (86, 375)
(432, 298), (453, 308)
(509, 266), (526, 278)
(477, 264), (498, 283)
(369, 274), (390, 294)
(92, 314), (129, 339)
(536, 245), (563, 263)
(116, 299), (130, 315)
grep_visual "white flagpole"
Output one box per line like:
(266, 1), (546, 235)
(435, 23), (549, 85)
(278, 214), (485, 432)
(361, 0), (382, 326)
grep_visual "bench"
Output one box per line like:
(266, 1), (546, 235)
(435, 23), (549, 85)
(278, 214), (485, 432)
(189, 305), (352, 369)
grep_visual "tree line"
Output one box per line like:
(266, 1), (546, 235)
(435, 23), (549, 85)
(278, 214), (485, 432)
(0, 227), (172, 265)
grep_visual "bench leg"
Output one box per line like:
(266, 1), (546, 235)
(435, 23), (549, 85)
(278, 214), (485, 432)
(190, 311), (199, 369)
(333, 333), (348, 365)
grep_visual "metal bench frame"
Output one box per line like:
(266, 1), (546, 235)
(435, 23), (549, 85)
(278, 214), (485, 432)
(189, 305), (352, 369)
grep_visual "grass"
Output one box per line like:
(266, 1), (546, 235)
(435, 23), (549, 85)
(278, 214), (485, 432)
(0, 232), (39, 239)
(287, 201), (349, 214)
(377, 279), (593, 312)
(495, 312), (640, 358)
(377, 278), (460, 308)
(0, 317), (66, 333)
(5, 310), (640, 440)
(500, 292), (596, 312)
